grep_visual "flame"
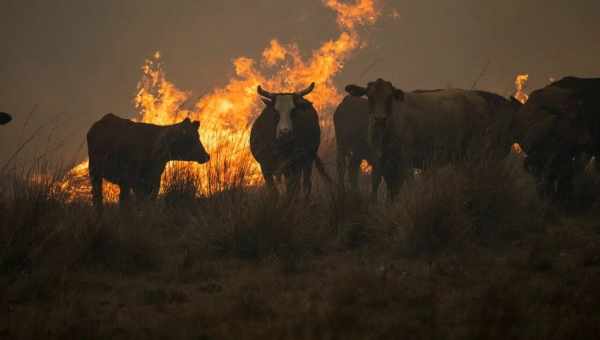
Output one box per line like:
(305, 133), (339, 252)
(511, 143), (524, 155)
(61, 0), (381, 202)
(325, 0), (379, 30)
(360, 160), (373, 175)
(263, 40), (287, 66)
(514, 74), (529, 104)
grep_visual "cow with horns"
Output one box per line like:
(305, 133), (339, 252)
(250, 82), (331, 197)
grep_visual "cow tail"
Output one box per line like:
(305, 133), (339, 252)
(314, 155), (333, 185)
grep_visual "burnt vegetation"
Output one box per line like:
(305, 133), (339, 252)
(2, 132), (600, 339)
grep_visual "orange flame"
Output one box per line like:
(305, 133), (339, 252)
(325, 0), (379, 30)
(511, 143), (524, 155)
(61, 0), (381, 201)
(360, 160), (373, 175)
(514, 74), (529, 104)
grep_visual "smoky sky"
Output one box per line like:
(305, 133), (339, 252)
(1, 0), (599, 165)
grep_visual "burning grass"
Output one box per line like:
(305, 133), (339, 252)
(3, 154), (600, 339)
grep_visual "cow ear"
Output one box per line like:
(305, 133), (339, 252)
(345, 85), (367, 97)
(393, 88), (405, 101)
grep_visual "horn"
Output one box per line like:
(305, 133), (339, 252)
(257, 85), (275, 99)
(297, 82), (315, 97)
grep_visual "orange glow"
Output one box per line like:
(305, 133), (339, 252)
(61, 0), (381, 202)
(514, 74), (529, 104)
(511, 143), (524, 155)
(360, 160), (373, 175)
(325, 0), (379, 30)
(263, 40), (287, 66)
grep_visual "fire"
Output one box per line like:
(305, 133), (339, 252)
(61, 0), (381, 201)
(514, 74), (529, 104)
(325, 0), (379, 30)
(360, 160), (373, 175)
(511, 143), (525, 155)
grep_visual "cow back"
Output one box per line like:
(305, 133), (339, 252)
(386, 89), (513, 165)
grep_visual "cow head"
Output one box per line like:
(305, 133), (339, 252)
(257, 82), (315, 142)
(345, 78), (404, 159)
(518, 85), (591, 178)
(0, 112), (12, 125)
(168, 118), (210, 163)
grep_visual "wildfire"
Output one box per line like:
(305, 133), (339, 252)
(511, 143), (525, 155)
(514, 74), (529, 104)
(61, 0), (381, 201)
(360, 160), (373, 175)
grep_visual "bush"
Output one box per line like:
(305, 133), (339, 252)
(374, 155), (544, 257)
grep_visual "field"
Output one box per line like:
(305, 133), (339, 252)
(2, 150), (600, 340)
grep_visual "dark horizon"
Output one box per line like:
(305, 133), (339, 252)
(1, 0), (599, 164)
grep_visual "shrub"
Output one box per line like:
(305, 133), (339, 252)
(374, 155), (544, 257)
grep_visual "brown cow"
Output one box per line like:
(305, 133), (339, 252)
(345, 78), (519, 200)
(87, 114), (210, 210)
(250, 83), (330, 197)
(333, 95), (381, 199)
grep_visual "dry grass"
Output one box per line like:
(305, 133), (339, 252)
(2, 149), (600, 339)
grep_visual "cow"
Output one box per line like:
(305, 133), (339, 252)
(333, 95), (380, 199)
(334, 90), (522, 200)
(250, 82), (330, 197)
(87, 114), (210, 210)
(515, 76), (600, 202)
(345, 78), (519, 201)
(0, 112), (12, 125)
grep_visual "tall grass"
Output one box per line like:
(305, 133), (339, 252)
(3, 141), (600, 339)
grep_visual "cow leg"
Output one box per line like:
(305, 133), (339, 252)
(149, 183), (160, 200)
(118, 183), (131, 209)
(370, 165), (383, 202)
(140, 176), (161, 201)
(348, 155), (361, 193)
(133, 182), (159, 203)
(556, 172), (575, 207)
(261, 169), (278, 198)
(285, 169), (301, 198)
(383, 161), (402, 203)
(336, 148), (347, 193)
(90, 175), (103, 214)
(302, 161), (314, 199)
(133, 186), (149, 202)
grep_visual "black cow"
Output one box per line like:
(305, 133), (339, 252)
(250, 83), (330, 197)
(87, 114), (210, 210)
(516, 76), (600, 202)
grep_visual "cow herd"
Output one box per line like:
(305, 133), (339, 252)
(250, 76), (599, 206)
(1, 75), (589, 210)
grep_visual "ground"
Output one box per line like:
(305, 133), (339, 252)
(2, 159), (600, 339)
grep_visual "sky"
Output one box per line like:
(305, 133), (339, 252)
(1, 0), (599, 165)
